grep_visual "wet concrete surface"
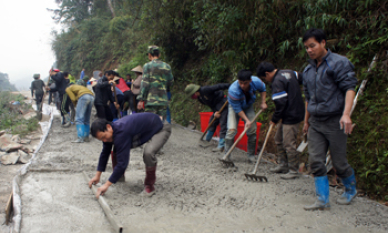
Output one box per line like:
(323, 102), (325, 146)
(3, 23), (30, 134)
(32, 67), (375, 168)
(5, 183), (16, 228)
(15, 114), (388, 233)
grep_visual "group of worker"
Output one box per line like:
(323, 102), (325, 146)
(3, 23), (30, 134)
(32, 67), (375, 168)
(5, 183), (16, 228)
(32, 28), (358, 211)
(185, 28), (358, 211)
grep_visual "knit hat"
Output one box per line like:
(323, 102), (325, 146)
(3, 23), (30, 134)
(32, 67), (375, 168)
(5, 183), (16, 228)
(33, 74), (40, 79)
(184, 84), (200, 98)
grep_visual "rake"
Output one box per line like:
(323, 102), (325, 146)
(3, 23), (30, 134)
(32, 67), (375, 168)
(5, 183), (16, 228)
(244, 123), (274, 182)
(219, 109), (263, 167)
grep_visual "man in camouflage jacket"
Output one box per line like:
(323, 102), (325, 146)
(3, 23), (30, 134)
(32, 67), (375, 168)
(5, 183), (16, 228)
(137, 46), (174, 121)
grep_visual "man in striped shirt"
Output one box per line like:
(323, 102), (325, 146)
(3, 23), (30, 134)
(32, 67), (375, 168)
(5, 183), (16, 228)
(257, 62), (305, 179)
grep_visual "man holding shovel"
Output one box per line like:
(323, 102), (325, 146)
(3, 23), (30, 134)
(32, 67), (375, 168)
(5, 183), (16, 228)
(224, 69), (267, 163)
(88, 113), (171, 198)
(302, 28), (358, 210)
(257, 62), (305, 179)
(184, 83), (230, 152)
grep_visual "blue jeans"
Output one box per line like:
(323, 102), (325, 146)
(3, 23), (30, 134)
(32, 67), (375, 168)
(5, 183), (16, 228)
(75, 94), (94, 125)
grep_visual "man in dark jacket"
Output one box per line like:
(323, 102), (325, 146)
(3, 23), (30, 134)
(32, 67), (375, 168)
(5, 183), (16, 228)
(91, 71), (117, 122)
(88, 113), (171, 198)
(302, 28), (358, 210)
(185, 83), (230, 152)
(30, 74), (45, 110)
(257, 62), (305, 179)
(48, 69), (71, 127)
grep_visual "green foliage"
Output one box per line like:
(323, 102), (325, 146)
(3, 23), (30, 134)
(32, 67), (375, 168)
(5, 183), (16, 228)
(0, 92), (38, 135)
(0, 72), (17, 91)
(51, 0), (388, 198)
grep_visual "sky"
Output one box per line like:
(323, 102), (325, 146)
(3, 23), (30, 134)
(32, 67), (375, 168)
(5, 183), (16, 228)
(0, 0), (62, 91)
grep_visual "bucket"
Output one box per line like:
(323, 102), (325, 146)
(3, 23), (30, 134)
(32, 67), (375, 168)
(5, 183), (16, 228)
(199, 112), (221, 136)
(236, 121), (262, 154)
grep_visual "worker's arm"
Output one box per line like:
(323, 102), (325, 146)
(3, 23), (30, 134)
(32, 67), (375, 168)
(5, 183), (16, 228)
(259, 91), (267, 110)
(340, 90), (356, 135)
(303, 101), (310, 134)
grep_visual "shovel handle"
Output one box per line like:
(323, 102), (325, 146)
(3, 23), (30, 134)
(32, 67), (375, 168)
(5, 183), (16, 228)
(251, 123), (274, 174)
(199, 100), (228, 141)
(222, 109), (263, 160)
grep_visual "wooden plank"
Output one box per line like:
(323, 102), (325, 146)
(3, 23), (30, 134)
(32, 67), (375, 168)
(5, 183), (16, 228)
(82, 172), (123, 233)
(5, 192), (13, 225)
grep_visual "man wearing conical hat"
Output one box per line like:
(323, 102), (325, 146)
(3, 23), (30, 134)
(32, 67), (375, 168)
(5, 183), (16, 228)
(129, 65), (143, 113)
(137, 46), (174, 121)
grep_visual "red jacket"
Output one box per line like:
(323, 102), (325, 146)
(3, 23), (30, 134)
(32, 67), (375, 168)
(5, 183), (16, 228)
(116, 77), (130, 93)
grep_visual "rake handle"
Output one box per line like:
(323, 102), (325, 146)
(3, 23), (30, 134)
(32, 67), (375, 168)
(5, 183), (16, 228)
(199, 100), (228, 141)
(251, 123), (274, 174)
(222, 109), (263, 160)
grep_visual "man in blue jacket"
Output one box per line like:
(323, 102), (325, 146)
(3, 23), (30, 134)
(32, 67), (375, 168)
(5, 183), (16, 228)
(88, 113), (171, 198)
(257, 62), (305, 180)
(225, 69), (267, 163)
(302, 28), (358, 210)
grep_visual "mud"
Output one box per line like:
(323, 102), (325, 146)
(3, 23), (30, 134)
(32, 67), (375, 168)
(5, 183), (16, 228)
(18, 116), (388, 233)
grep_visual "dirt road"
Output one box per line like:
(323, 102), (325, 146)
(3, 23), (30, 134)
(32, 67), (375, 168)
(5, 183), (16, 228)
(16, 115), (388, 233)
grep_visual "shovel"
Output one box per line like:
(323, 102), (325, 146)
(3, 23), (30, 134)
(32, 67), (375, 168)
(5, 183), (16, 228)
(199, 100), (228, 148)
(244, 123), (273, 182)
(219, 109), (263, 167)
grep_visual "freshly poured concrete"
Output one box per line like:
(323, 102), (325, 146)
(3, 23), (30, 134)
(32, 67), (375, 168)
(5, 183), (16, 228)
(19, 116), (388, 233)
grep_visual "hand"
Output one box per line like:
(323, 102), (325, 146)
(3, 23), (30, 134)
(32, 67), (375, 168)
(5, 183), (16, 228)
(270, 121), (276, 126)
(260, 102), (267, 110)
(96, 183), (110, 199)
(303, 122), (309, 134)
(45, 87), (50, 91)
(109, 80), (115, 84)
(214, 111), (221, 119)
(245, 120), (253, 131)
(137, 101), (144, 110)
(88, 175), (100, 188)
(340, 114), (353, 135)
(114, 102), (120, 110)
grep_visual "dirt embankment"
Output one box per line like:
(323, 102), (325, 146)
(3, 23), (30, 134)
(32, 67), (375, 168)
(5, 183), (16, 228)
(13, 115), (388, 233)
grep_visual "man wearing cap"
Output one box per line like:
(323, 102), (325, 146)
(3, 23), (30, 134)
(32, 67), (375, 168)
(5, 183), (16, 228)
(185, 83), (230, 152)
(66, 84), (95, 143)
(77, 75), (89, 87)
(88, 113), (172, 198)
(31, 74), (45, 110)
(137, 46), (174, 121)
(225, 69), (267, 163)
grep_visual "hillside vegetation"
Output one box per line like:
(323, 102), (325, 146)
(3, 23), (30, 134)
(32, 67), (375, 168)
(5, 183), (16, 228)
(51, 0), (388, 199)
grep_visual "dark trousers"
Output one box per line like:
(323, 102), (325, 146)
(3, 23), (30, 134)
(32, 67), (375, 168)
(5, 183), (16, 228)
(308, 115), (353, 178)
(208, 106), (228, 139)
(95, 104), (114, 122)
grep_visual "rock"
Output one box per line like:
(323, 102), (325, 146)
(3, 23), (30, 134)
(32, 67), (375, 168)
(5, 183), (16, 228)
(0, 152), (20, 165)
(21, 145), (35, 154)
(0, 134), (22, 152)
(11, 134), (21, 143)
(20, 139), (32, 144)
(187, 121), (196, 130)
(23, 111), (37, 120)
(0, 130), (5, 136)
(18, 150), (30, 164)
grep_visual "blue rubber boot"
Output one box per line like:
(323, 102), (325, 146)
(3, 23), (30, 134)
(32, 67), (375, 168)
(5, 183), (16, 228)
(304, 176), (330, 210)
(205, 131), (215, 142)
(212, 138), (225, 152)
(337, 169), (357, 205)
(83, 124), (90, 142)
(72, 125), (84, 143)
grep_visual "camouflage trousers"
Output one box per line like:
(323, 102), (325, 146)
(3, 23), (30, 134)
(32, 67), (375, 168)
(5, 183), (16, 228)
(145, 105), (167, 121)
(274, 122), (300, 172)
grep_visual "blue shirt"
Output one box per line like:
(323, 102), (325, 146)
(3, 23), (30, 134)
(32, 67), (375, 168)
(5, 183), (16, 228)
(80, 70), (85, 79)
(227, 76), (266, 113)
(97, 113), (163, 183)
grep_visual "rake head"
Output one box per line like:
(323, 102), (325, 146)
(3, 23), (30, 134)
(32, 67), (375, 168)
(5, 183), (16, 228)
(244, 173), (268, 182)
(218, 158), (235, 168)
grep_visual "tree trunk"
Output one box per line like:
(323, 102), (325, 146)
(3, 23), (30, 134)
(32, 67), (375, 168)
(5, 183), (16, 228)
(107, 0), (115, 18)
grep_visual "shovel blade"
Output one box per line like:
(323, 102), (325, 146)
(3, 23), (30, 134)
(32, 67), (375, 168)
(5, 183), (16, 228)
(297, 141), (308, 153)
(244, 173), (268, 182)
(218, 158), (235, 168)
